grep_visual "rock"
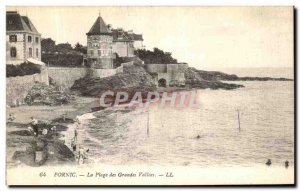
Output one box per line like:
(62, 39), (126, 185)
(12, 150), (37, 166)
(24, 82), (74, 106)
(71, 63), (156, 97)
(184, 67), (293, 82)
(8, 130), (33, 136)
(230, 77), (293, 81)
(46, 140), (75, 163)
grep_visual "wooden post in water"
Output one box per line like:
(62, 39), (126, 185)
(147, 110), (150, 136)
(237, 109), (241, 131)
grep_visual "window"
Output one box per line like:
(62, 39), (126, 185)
(90, 50), (93, 56)
(28, 36), (32, 43)
(98, 50), (101, 56)
(36, 48), (39, 57)
(9, 35), (17, 42)
(29, 48), (32, 57)
(10, 47), (16, 58)
(35, 37), (39, 43)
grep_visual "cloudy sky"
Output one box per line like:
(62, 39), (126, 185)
(7, 6), (293, 69)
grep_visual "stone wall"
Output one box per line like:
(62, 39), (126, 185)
(167, 64), (188, 73)
(47, 67), (88, 90)
(145, 64), (167, 73)
(48, 65), (125, 89)
(144, 63), (187, 87)
(6, 68), (49, 106)
(92, 69), (117, 78)
(145, 63), (187, 74)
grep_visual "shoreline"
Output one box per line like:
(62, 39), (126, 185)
(7, 79), (294, 168)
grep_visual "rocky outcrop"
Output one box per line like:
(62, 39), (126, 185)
(71, 63), (156, 97)
(184, 67), (243, 89)
(185, 67), (293, 81)
(229, 76), (293, 81)
(25, 82), (75, 106)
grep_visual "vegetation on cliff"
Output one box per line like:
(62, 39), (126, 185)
(134, 48), (179, 64)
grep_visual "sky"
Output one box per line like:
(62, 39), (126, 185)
(7, 6), (294, 69)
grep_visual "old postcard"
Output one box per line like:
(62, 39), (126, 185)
(6, 6), (294, 185)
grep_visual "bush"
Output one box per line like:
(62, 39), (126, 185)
(6, 63), (41, 77)
(42, 53), (84, 67)
(134, 48), (178, 64)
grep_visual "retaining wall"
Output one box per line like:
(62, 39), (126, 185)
(6, 69), (49, 106)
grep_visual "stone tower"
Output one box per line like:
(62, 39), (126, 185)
(86, 15), (114, 69)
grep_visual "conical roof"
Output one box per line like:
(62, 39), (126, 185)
(87, 16), (111, 35)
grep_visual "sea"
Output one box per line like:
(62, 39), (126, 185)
(66, 67), (294, 167)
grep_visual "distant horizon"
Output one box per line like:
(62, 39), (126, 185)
(6, 6), (293, 69)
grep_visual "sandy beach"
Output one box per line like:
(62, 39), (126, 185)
(6, 96), (98, 167)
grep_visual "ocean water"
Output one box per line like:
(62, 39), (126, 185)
(71, 68), (294, 167)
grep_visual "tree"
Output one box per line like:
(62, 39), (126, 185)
(56, 43), (73, 52)
(134, 48), (178, 64)
(41, 38), (56, 53)
(74, 42), (87, 54)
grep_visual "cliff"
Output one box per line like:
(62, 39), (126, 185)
(71, 62), (156, 97)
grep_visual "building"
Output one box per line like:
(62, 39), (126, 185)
(128, 31), (144, 50)
(6, 11), (42, 65)
(86, 15), (145, 67)
(145, 64), (187, 87)
(86, 15), (114, 69)
(111, 28), (135, 57)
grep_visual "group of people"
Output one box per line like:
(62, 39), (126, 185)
(27, 117), (57, 137)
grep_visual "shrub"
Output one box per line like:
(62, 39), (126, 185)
(42, 53), (84, 67)
(6, 63), (41, 77)
(134, 48), (178, 64)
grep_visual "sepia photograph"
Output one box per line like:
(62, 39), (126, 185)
(5, 6), (294, 185)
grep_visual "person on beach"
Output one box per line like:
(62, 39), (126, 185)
(8, 113), (15, 122)
(71, 138), (77, 152)
(74, 119), (80, 142)
(42, 128), (48, 136)
(61, 113), (67, 122)
(27, 126), (34, 134)
(74, 126), (78, 142)
(77, 146), (90, 165)
(266, 159), (272, 166)
(31, 117), (39, 137)
(50, 126), (57, 136)
(285, 160), (289, 169)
